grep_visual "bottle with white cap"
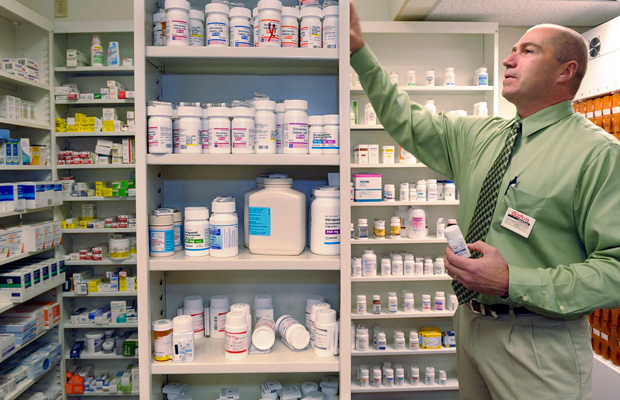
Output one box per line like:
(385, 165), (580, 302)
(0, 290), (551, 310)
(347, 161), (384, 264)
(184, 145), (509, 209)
(210, 294), (230, 338)
(248, 176), (306, 255)
(184, 207), (209, 257)
(282, 100), (309, 154)
(208, 106), (231, 154)
(172, 315), (194, 362)
(230, 303), (252, 348)
(322, 5), (339, 49)
(299, 6), (322, 48)
(434, 291), (446, 311)
(254, 100), (277, 153)
(188, 8), (205, 46)
(445, 224), (471, 258)
(253, 294), (274, 324)
(231, 105), (255, 154)
(275, 102), (285, 153)
(224, 311), (248, 360)
(252, 317), (276, 350)
(314, 308), (338, 357)
(281, 7), (299, 47)
(183, 295), (205, 338)
(310, 302), (331, 347)
(322, 114), (339, 154)
(308, 115), (325, 154)
(147, 101), (173, 154)
(166, 0), (190, 46)
(257, 0), (282, 47)
(301, 382), (319, 396)
(209, 197), (238, 257)
(205, 2), (229, 46)
(276, 314), (310, 349)
(177, 104), (202, 154)
(229, 6), (251, 47)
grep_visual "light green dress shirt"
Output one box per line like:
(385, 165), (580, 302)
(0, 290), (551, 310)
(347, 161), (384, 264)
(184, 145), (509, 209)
(352, 44), (620, 319)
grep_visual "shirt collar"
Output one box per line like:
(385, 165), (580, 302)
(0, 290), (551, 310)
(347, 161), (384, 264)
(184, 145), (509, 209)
(516, 100), (574, 137)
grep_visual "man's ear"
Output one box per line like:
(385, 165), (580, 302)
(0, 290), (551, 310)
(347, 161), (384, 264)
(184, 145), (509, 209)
(557, 60), (578, 84)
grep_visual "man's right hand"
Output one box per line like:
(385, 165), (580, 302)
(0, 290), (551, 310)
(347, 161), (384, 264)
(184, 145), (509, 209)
(350, 0), (365, 54)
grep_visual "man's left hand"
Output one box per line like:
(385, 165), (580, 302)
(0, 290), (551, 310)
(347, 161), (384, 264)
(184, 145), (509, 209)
(444, 241), (510, 297)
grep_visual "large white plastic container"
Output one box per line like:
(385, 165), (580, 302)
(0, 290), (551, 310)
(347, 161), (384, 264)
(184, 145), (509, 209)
(310, 187), (340, 256)
(243, 176), (266, 248)
(248, 177), (306, 255)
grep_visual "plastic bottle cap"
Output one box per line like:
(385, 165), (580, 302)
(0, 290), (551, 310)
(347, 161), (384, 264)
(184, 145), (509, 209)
(230, 6), (251, 19)
(300, 6), (322, 18)
(206, 106), (231, 118)
(148, 103), (173, 116)
(301, 382), (319, 394)
(306, 295), (325, 309)
(444, 225), (464, 241)
(232, 106), (256, 118)
(252, 323), (275, 350)
(149, 213), (174, 226)
(85, 331), (104, 339)
(264, 177), (293, 186)
(405, 292), (413, 298)
(323, 5), (338, 16)
(311, 302), (331, 316)
(357, 295), (366, 302)
(254, 100), (276, 111)
(373, 294), (380, 300)
(444, 67), (454, 72)
(152, 319), (173, 331)
(309, 115), (324, 125)
(189, 8), (204, 19)
(314, 189), (339, 197)
(306, 391), (324, 400)
(205, 2), (229, 14)
(359, 219), (368, 224)
(153, 10), (166, 22)
(178, 106), (202, 118)
(254, 294), (273, 308)
(184, 295), (204, 310)
(173, 315), (193, 332)
(283, 99), (308, 110)
(231, 303), (251, 316)
(435, 291), (445, 297)
(257, 0), (283, 12)
(282, 6), (299, 18)
(210, 295), (230, 308)
(167, 0), (190, 10)
(185, 207), (209, 220)
(323, 114), (339, 125)
(225, 311), (247, 327)
(211, 198), (236, 213)
(289, 325), (310, 349)
(315, 308), (337, 324)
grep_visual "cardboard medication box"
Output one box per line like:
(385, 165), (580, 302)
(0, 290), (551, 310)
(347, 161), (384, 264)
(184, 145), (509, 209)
(354, 174), (382, 202)
(66, 49), (90, 67)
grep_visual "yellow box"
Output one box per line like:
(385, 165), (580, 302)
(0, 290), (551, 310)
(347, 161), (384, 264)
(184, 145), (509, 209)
(78, 220), (89, 229)
(420, 331), (442, 349)
(103, 188), (113, 197)
(88, 278), (101, 293)
(119, 276), (126, 292)
(31, 145), (41, 165)
(103, 120), (115, 131)
(61, 220), (67, 229)
(95, 181), (105, 189)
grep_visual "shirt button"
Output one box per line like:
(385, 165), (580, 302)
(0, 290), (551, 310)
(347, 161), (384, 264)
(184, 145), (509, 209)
(560, 305), (565, 311)
(522, 295), (529, 302)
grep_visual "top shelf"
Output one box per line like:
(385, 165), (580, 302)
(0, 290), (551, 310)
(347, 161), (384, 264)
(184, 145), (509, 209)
(146, 47), (338, 75)
(53, 20), (133, 34)
(351, 85), (493, 94)
(0, 70), (49, 91)
(360, 21), (498, 35)
(0, 0), (52, 32)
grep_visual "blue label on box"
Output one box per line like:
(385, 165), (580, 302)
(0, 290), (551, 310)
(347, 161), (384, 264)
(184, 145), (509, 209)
(248, 207), (271, 236)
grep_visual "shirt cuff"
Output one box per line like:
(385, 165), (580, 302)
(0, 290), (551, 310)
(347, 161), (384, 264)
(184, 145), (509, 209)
(350, 44), (378, 75)
(506, 263), (541, 306)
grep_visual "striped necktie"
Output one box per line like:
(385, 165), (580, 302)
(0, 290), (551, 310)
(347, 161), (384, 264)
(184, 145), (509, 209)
(452, 121), (521, 304)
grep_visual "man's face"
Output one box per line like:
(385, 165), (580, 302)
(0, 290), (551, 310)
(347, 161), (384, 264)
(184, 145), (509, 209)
(502, 27), (564, 106)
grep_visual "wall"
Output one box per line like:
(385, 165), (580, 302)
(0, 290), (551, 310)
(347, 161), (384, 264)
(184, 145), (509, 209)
(18, 0), (133, 21)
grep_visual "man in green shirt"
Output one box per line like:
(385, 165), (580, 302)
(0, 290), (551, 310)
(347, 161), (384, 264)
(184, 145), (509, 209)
(350, 2), (620, 399)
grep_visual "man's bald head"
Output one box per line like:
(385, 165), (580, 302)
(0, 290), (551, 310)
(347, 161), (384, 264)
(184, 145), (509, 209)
(527, 24), (588, 96)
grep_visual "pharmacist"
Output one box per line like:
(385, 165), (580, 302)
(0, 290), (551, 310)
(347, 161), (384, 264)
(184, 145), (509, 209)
(350, 2), (620, 399)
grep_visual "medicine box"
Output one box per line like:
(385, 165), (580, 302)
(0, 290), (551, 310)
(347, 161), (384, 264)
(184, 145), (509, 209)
(111, 300), (126, 323)
(1, 365), (28, 386)
(66, 49), (90, 67)
(368, 144), (380, 164)
(0, 334), (15, 361)
(28, 301), (61, 327)
(354, 174), (382, 202)
(353, 144), (368, 164)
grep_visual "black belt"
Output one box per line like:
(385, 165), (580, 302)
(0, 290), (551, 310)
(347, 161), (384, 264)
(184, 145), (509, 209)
(468, 299), (535, 318)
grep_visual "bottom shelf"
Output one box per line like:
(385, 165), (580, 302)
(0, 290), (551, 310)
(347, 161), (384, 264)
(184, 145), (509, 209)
(6, 360), (60, 400)
(67, 392), (139, 397)
(350, 378), (459, 393)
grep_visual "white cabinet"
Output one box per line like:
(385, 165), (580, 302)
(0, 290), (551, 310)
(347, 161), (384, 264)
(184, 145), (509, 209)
(135, 1), (348, 398)
(341, 21), (498, 399)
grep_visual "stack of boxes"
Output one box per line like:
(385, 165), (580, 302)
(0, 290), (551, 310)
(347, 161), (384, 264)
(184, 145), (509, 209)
(56, 110), (134, 133)
(1, 220), (63, 259)
(65, 363), (138, 395)
(68, 330), (138, 359)
(57, 137), (135, 165)
(0, 341), (62, 393)
(61, 177), (136, 198)
(573, 92), (620, 137)
(1, 57), (40, 84)
(54, 80), (135, 101)
(0, 301), (61, 350)
(68, 299), (137, 325)
(0, 130), (49, 166)
(590, 308), (620, 366)
(0, 181), (63, 213)
(0, 95), (36, 121)
(18, 383), (62, 400)
(66, 267), (137, 294)
(0, 257), (66, 303)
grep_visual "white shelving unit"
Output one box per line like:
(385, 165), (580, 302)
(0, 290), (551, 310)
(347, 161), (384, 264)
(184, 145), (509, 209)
(0, 1), (65, 396)
(52, 15), (138, 398)
(345, 20), (498, 399)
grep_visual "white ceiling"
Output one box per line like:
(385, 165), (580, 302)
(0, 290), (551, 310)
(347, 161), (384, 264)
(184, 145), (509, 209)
(355, 0), (620, 27)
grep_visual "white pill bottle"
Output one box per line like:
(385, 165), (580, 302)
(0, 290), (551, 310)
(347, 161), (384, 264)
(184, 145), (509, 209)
(248, 176), (306, 255)
(257, 0), (282, 47)
(205, 3), (229, 47)
(147, 101), (173, 154)
(209, 197), (239, 257)
(253, 100), (277, 154)
(322, 5), (339, 49)
(300, 6), (322, 48)
(208, 106), (231, 154)
(188, 8), (205, 46)
(184, 206), (210, 257)
(281, 6), (299, 48)
(166, 0), (190, 46)
(231, 106), (255, 154)
(310, 187), (340, 256)
(229, 6), (252, 47)
(177, 104), (202, 154)
(282, 99), (309, 154)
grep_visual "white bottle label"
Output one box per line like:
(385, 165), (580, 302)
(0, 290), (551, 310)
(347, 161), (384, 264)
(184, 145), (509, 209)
(184, 227), (209, 251)
(148, 125), (172, 149)
(260, 19), (281, 45)
(225, 328), (248, 355)
(283, 122), (308, 150)
(190, 311), (205, 334)
(323, 214), (340, 246)
(323, 24), (338, 48)
(189, 25), (204, 46)
(314, 325), (333, 351)
(211, 127), (230, 149)
(254, 122), (276, 150)
(281, 25), (298, 47)
(179, 128), (200, 149)
(172, 336), (194, 362)
(232, 127), (252, 150)
(210, 224), (238, 250)
(169, 20), (189, 42)
(248, 207), (271, 236)
(356, 335), (368, 350)
(300, 23), (321, 48)
(207, 22), (227, 46)
(230, 23), (251, 47)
